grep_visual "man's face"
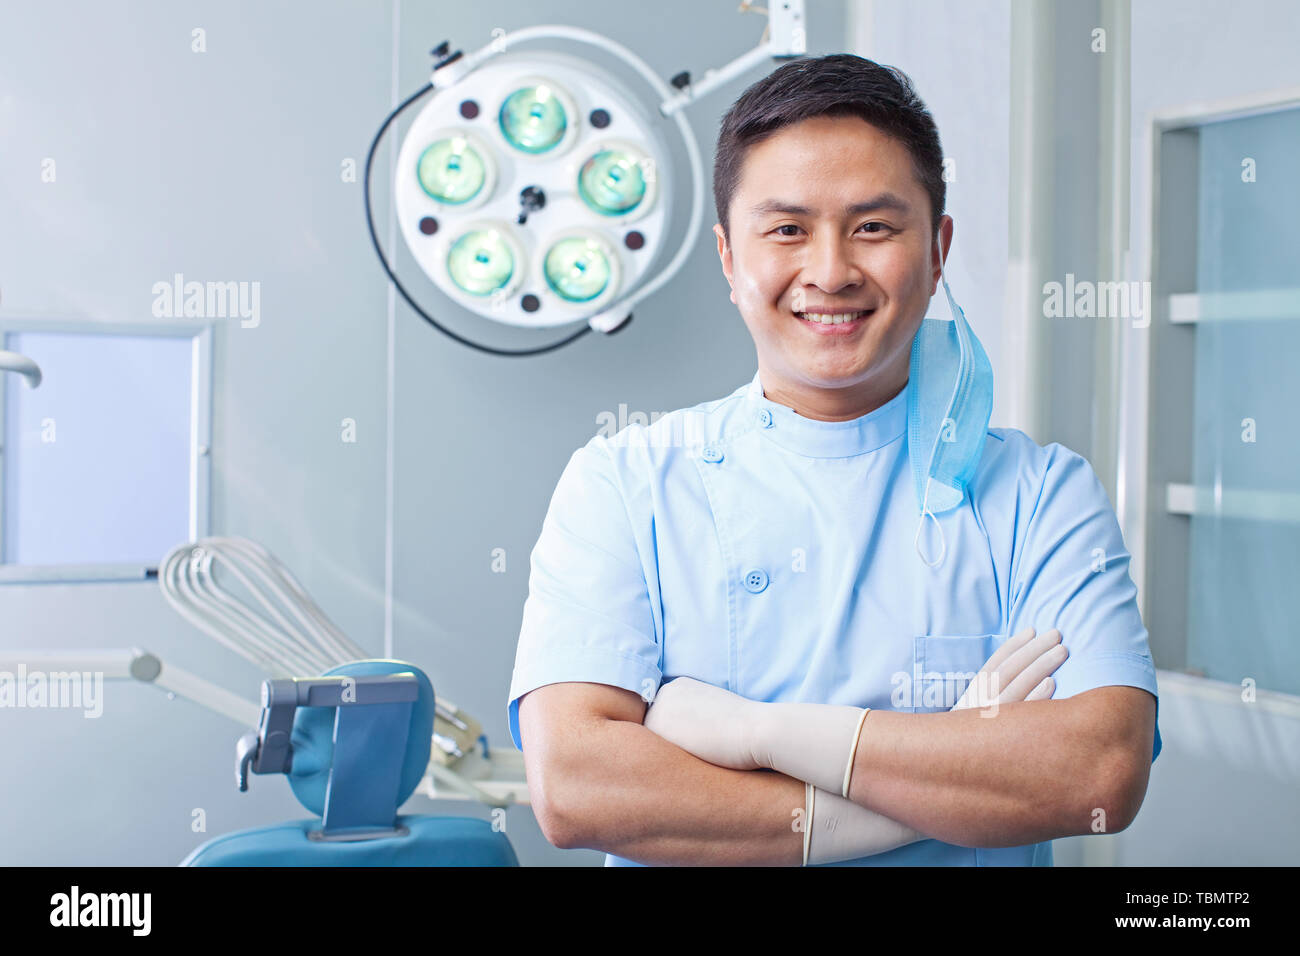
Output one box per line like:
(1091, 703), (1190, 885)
(715, 114), (951, 420)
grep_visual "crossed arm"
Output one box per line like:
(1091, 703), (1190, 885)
(519, 681), (807, 864)
(518, 676), (1156, 865)
(843, 685), (1155, 846)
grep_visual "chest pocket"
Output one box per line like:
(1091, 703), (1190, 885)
(907, 634), (997, 713)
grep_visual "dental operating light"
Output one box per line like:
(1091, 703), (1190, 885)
(364, 4), (807, 357)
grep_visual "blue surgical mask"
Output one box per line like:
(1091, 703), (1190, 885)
(907, 238), (994, 568)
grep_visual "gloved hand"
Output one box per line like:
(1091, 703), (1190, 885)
(952, 626), (1066, 711)
(642, 675), (762, 772)
(643, 679), (895, 863)
(643, 677), (868, 795)
(803, 782), (925, 865)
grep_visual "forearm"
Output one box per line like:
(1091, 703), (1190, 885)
(548, 715), (805, 865)
(846, 699), (1119, 847)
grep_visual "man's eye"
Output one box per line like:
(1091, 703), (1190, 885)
(772, 223), (890, 237)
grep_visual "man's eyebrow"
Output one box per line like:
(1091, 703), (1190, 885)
(748, 194), (913, 218)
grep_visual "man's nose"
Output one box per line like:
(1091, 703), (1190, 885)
(801, 231), (864, 294)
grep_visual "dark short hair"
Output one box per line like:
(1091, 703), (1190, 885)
(713, 54), (945, 241)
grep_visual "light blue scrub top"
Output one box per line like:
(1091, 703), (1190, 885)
(507, 370), (1162, 867)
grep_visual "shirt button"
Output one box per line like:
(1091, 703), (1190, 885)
(743, 568), (769, 593)
(701, 445), (724, 463)
(757, 408), (773, 428)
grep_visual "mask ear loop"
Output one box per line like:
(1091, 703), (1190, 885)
(914, 229), (952, 570)
(914, 477), (948, 569)
(936, 226), (961, 322)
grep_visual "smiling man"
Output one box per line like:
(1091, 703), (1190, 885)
(507, 54), (1160, 866)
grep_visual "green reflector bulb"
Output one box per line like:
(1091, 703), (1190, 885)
(499, 85), (567, 153)
(417, 137), (487, 204)
(578, 149), (647, 215)
(543, 236), (611, 303)
(447, 229), (514, 296)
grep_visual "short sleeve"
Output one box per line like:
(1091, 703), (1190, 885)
(506, 438), (662, 751)
(1008, 445), (1163, 763)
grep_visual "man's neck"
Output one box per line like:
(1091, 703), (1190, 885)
(758, 368), (908, 422)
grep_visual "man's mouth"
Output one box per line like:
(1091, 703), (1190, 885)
(793, 309), (874, 326)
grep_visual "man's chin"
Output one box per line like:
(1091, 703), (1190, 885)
(786, 359), (883, 391)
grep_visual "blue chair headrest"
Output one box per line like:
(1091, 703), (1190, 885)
(285, 659), (435, 818)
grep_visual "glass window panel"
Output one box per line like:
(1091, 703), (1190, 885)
(1186, 107), (1300, 696)
(3, 330), (193, 567)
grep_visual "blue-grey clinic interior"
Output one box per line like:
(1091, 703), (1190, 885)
(0, 0), (1296, 865)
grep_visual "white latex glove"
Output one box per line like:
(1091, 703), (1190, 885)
(952, 626), (1066, 711)
(642, 680), (919, 864)
(642, 677), (764, 771)
(644, 677), (866, 795)
(803, 782), (925, 865)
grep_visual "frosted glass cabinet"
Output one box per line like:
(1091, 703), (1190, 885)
(1144, 100), (1300, 698)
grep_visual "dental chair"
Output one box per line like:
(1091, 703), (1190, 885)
(180, 660), (519, 866)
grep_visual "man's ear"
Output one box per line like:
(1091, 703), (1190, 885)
(931, 215), (954, 294)
(714, 223), (736, 305)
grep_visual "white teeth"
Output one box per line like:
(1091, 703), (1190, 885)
(797, 310), (867, 324)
